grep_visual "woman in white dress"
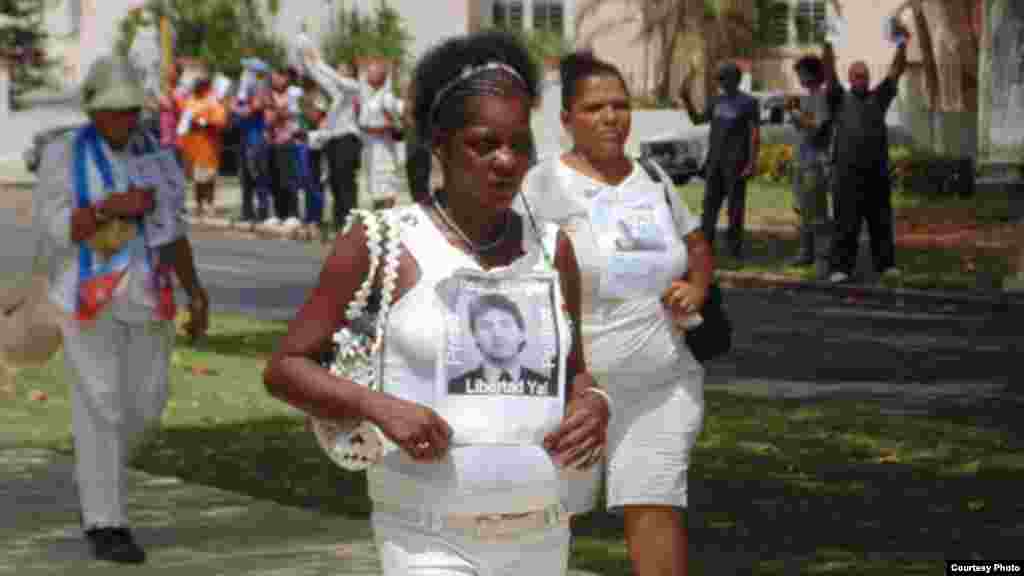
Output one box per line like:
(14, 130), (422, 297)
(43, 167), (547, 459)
(264, 32), (611, 576)
(520, 52), (714, 576)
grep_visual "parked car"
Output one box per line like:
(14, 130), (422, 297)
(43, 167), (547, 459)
(637, 91), (915, 185)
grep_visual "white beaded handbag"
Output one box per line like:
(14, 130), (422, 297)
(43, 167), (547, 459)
(310, 208), (402, 471)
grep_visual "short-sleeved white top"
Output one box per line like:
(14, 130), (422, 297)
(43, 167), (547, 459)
(519, 156), (703, 382)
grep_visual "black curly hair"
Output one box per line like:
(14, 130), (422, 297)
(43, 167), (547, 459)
(411, 30), (539, 146)
(559, 51), (630, 112)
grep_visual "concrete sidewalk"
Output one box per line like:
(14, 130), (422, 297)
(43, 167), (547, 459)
(0, 448), (379, 575)
(0, 448), (599, 576)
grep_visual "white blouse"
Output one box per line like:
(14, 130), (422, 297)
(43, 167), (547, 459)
(519, 156), (703, 384)
(368, 205), (576, 515)
(358, 87), (405, 130)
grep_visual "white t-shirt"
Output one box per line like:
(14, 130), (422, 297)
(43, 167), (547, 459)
(519, 156), (703, 383)
(359, 87), (404, 129)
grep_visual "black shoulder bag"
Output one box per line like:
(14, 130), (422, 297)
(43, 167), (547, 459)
(638, 157), (732, 364)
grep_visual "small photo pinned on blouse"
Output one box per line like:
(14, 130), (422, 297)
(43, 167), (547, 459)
(612, 209), (668, 252)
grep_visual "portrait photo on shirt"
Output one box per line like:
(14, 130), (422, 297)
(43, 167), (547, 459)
(434, 273), (565, 445)
(612, 203), (669, 252)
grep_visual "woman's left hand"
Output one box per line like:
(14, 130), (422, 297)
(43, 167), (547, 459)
(543, 373), (609, 470)
(661, 279), (708, 322)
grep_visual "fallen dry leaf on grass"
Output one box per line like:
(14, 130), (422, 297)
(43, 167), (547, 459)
(29, 390), (48, 402)
(876, 451), (901, 464)
(184, 365), (220, 377)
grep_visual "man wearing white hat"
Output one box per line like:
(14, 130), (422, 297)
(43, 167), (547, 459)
(34, 53), (209, 564)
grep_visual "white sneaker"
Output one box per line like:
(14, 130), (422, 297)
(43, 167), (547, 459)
(283, 217), (303, 230)
(829, 271), (851, 284)
(263, 217), (281, 227)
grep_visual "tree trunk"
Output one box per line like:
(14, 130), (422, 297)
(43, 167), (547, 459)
(911, 4), (941, 150)
(703, 15), (719, 110)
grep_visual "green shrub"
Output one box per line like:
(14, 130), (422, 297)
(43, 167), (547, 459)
(755, 143), (794, 184)
(889, 145), (974, 198)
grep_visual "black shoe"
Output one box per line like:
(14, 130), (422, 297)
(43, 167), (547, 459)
(85, 527), (146, 564)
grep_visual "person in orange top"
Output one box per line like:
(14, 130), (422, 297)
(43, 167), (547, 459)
(180, 74), (228, 216)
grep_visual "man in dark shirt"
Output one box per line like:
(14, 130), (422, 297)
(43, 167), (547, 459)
(680, 61), (761, 260)
(785, 55), (834, 273)
(825, 32), (908, 283)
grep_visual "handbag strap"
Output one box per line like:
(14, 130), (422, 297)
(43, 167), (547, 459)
(338, 208), (401, 354)
(638, 156), (711, 287)
(637, 156), (686, 240)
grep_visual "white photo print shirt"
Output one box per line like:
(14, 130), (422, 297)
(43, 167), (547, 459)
(518, 157), (702, 383)
(368, 205), (572, 516)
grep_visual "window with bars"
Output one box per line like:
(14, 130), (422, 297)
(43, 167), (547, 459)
(534, 1), (564, 36)
(493, 0), (524, 31)
(794, 0), (826, 45)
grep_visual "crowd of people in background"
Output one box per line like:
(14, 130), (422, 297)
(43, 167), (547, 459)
(673, 6), (911, 285)
(152, 20), (911, 290)
(153, 45), (419, 239)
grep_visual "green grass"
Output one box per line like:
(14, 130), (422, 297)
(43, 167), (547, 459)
(676, 178), (1014, 224)
(675, 181), (1013, 291)
(3, 313), (1021, 574)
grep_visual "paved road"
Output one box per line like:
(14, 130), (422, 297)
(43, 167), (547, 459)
(188, 231), (1017, 404)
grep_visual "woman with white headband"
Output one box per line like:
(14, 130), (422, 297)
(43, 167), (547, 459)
(265, 31), (610, 575)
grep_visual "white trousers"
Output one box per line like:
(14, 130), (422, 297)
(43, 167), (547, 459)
(363, 134), (400, 203)
(372, 510), (570, 576)
(61, 311), (173, 529)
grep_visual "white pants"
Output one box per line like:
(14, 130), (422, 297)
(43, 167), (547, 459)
(61, 311), (173, 529)
(372, 510), (570, 576)
(363, 134), (400, 203)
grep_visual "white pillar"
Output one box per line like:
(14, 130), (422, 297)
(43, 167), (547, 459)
(0, 59), (10, 119)
(523, 0), (534, 31)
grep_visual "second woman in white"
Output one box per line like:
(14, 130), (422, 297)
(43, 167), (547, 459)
(520, 52), (714, 576)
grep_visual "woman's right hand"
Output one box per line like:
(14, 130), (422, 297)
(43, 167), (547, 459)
(370, 394), (453, 462)
(99, 187), (155, 218)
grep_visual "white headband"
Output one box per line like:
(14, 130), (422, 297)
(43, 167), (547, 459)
(429, 61), (527, 120)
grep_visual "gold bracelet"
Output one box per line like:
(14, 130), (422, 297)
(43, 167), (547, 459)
(582, 387), (613, 422)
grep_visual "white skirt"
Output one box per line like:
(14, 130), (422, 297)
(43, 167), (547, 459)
(599, 366), (704, 512)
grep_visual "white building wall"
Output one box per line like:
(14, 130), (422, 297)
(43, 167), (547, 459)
(267, 0), (473, 71)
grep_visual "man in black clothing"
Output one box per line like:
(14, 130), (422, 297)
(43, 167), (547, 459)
(680, 61), (761, 260)
(824, 29), (908, 283)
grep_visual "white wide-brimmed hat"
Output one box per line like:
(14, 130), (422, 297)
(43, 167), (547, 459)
(81, 54), (146, 112)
